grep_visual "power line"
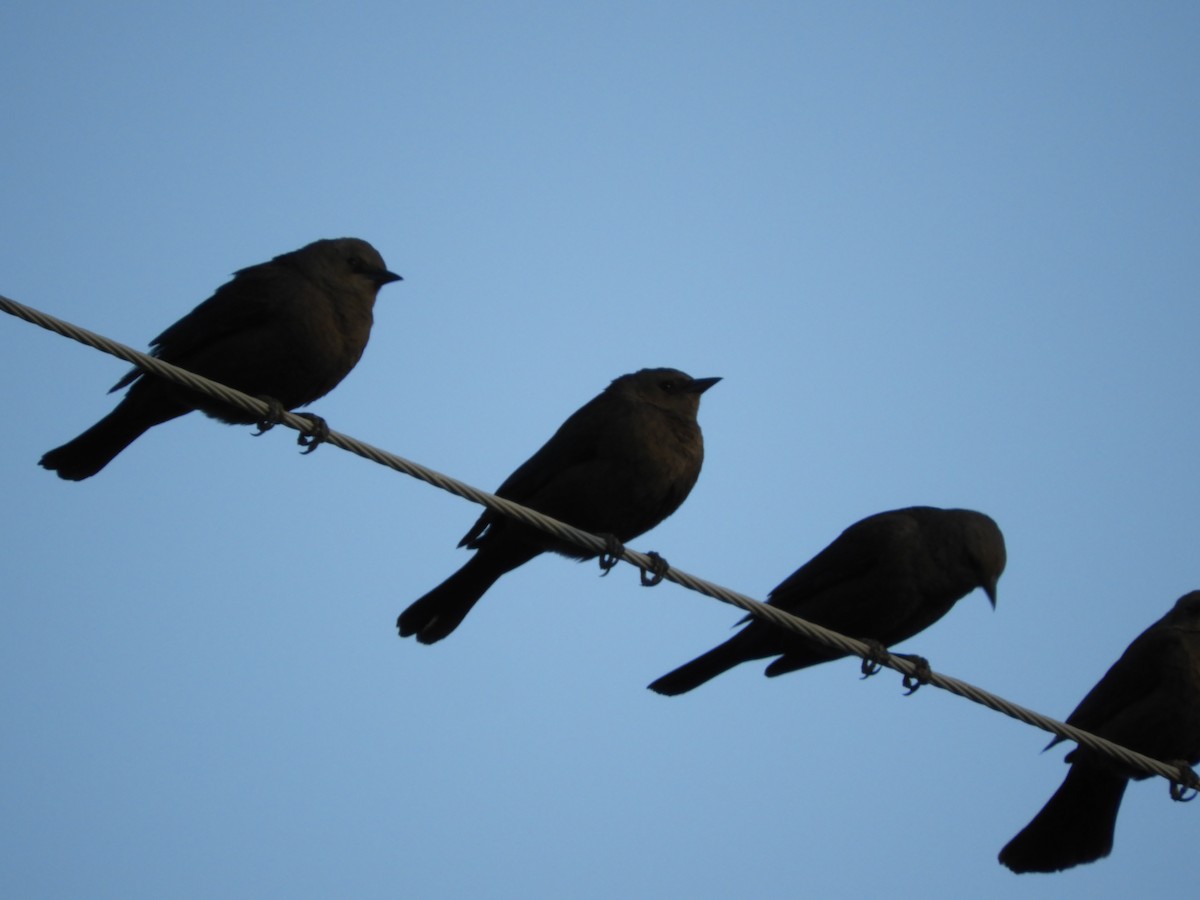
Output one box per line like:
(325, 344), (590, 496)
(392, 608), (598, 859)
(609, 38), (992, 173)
(2, 290), (1196, 796)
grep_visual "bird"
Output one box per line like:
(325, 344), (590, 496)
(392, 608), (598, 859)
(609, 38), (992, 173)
(40, 237), (401, 480)
(647, 506), (1006, 695)
(397, 367), (720, 644)
(998, 591), (1200, 874)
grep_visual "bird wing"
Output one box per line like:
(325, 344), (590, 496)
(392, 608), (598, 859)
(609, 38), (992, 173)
(765, 511), (918, 611)
(110, 264), (282, 392)
(458, 392), (613, 548)
(1063, 623), (1193, 745)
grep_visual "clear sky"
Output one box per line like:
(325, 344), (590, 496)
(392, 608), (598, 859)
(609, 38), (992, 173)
(3, 3), (1198, 898)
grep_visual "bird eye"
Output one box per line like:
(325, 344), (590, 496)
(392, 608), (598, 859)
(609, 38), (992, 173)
(660, 380), (677, 393)
(348, 255), (367, 273)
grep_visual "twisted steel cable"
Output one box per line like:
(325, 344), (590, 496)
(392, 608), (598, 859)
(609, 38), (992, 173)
(3, 291), (1195, 794)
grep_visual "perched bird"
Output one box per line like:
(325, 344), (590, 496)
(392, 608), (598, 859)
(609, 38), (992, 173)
(999, 591), (1200, 874)
(40, 237), (401, 480)
(648, 506), (1005, 695)
(397, 367), (720, 644)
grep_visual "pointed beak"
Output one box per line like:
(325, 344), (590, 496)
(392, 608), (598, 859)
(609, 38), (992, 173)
(375, 269), (403, 286)
(685, 376), (721, 394)
(983, 577), (998, 608)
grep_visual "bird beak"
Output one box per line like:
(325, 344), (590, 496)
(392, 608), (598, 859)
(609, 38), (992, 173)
(685, 376), (722, 394)
(983, 578), (998, 608)
(375, 270), (403, 286)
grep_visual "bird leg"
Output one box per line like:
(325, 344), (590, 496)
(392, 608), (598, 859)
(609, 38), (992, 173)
(1169, 761), (1200, 802)
(294, 412), (331, 454)
(894, 652), (933, 695)
(252, 395), (288, 436)
(597, 533), (624, 576)
(640, 551), (669, 586)
(859, 639), (890, 678)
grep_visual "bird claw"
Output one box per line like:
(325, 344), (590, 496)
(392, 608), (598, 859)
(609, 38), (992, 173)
(252, 395), (287, 436)
(1169, 761), (1200, 802)
(598, 533), (624, 576)
(895, 652), (932, 695)
(295, 412), (330, 454)
(859, 638), (890, 679)
(640, 551), (669, 586)
(1170, 783), (1196, 803)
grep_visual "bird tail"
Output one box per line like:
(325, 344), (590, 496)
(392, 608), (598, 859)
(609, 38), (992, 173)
(40, 400), (183, 481)
(397, 553), (509, 644)
(998, 762), (1127, 873)
(647, 634), (755, 696)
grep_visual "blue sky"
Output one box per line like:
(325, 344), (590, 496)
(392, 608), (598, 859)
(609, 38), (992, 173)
(2, 3), (1198, 898)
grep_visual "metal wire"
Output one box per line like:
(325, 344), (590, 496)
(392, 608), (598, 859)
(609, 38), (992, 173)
(3, 290), (1196, 793)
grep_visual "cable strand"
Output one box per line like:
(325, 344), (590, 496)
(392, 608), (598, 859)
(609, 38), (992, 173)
(3, 290), (1196, 793)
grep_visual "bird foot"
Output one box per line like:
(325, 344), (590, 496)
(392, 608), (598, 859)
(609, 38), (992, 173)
(640, 551), (669, 586)
(859, 638), (890, 679)
(294, 412), (330, 454)
(1168, 760), (1200, 802)
(894, 652), (932, 695)
(597, 533), (624, 576)
(252, 395), (287, 436)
